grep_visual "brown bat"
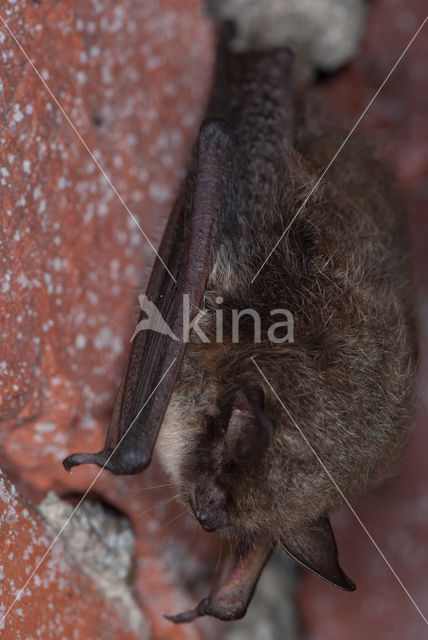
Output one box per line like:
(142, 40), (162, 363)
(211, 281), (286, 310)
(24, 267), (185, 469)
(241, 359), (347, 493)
(63, 28), (416, 623)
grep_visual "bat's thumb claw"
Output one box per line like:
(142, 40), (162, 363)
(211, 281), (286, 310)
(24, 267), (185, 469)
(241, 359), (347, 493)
(62, 451), (105, 472)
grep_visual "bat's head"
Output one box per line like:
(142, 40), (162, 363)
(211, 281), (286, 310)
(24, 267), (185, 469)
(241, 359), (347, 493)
(160, 381), (273, 533)
(157, 350), (271, 529)
(157, 325), (324, 543)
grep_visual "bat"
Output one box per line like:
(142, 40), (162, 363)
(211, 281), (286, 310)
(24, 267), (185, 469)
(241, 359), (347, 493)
(63, 26), (417, 623)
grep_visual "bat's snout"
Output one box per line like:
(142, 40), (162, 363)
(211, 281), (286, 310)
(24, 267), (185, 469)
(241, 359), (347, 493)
(190, 481), (228, 532)
(194, 509), (216, 532)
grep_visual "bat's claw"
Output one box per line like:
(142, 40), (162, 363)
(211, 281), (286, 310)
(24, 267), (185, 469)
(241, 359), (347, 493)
(164, 597), (211, 623)
(63, 448), (151, 475)
(164, 594), (248, 623)
(163, 607), (202, 624)
(63, 451), (106, 472)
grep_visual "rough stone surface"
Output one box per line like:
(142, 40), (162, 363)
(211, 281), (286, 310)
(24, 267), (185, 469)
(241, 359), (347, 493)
(211, 0), (367, 71)
(0, 1), (221, 638)
(38, 492), (148, 637)
(0, 469), (145, 639)
(299, 1), (428, 638)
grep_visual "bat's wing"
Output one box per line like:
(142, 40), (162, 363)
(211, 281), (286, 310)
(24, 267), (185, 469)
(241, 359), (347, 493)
(63, 117), (232, 475)
(164, 540), (273, 623)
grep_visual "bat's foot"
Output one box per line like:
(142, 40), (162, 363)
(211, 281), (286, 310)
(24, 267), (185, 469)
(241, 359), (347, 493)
(164, 596), (247, 623)
(164, 597), (235, 623)
(164, 541), (272, 623)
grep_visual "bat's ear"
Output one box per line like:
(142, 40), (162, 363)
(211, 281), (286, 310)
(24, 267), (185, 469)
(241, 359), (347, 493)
(280, 517), (356, 591)
(224, 386), (273, 462)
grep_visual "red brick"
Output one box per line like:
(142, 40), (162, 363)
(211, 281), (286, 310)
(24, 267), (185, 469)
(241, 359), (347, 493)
(0, 1), (220, 638)
(0, 470), (146, 639)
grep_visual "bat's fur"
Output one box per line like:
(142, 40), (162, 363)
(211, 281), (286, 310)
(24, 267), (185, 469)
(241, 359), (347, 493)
(158, 111), (417, 544)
